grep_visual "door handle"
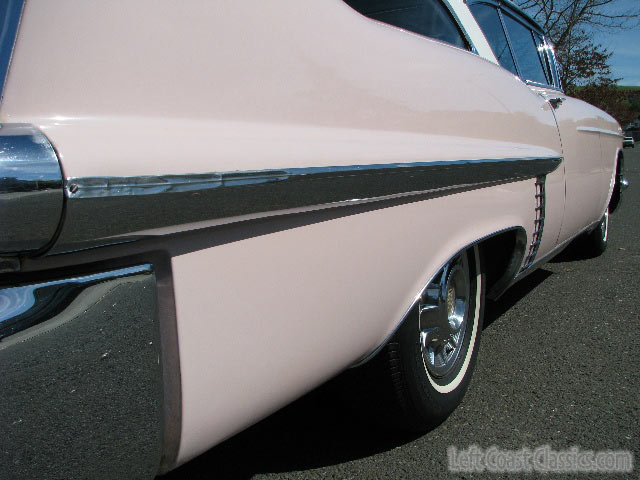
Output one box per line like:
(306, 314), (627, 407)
(548, 97), (564, 109)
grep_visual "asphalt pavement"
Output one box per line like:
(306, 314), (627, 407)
(163, 147), (639, 480)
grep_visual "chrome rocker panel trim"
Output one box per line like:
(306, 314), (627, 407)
(53, 156), (562, 254)
(0, 264), (163, 480)
(0, 123), (64, 254)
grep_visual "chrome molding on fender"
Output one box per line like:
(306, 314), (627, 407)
(576, 126), (624, 138)
(52, 156), (562, 254)
(0, 123), (64, 254)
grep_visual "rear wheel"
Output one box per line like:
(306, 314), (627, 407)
(349, 245), (484, 431)
(573, 210), (608, 258)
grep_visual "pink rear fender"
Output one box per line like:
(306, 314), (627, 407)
(171, 179), (535, 464)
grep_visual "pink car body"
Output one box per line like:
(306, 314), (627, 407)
(0, 1), (627, 478)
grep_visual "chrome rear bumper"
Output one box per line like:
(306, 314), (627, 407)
(0, 264), (163, 480)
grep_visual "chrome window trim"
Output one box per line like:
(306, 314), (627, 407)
(467, 2), (518, 73)
(50, 156), (563, 255)
(343, 0), (474, 52)
(470, 2), (529, 81)
(499, 9), (549, 86)
(529, 34), (563, 91)
(468, 0), (563, 90)
(469, 0), (545, 35)
(526, 79), (563, 92)
(532, 31), (553, 86)
(441, 0), (479, 54)
(547, 42), (563, 91)
(0, 123), (64, 255)
(497, 8), (522, 79)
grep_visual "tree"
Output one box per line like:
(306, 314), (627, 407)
(515, 0), (639, 49)
(574, 80), (633, 124)
(514, 0), (639, 87)
(558, 29), (612, 88)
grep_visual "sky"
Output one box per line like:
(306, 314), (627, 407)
(591, 0), (640, 86)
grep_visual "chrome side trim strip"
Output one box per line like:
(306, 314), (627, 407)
(65, 158), (562, 199)
(0, 123), (64, 254)
(52, 156), (562, 254)
(0, 264), (163, 479)
(577, 126), (624, 138)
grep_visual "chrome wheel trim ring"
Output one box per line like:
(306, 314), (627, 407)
(419, 252), (471, 378)
(602, 210), (609, 242)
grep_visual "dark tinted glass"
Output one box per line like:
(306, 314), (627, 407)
(533, 31), (553, 85)
(345, 0), (467, 49)
(469, 3), (517, 76)
(0, 0), (23, 101)
(502, 13), (548, 84)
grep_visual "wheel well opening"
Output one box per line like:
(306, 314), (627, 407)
(480, 229), (527, 301)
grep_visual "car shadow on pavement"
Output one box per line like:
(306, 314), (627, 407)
(548, 245), (599, 262)
(160, 379), (421, 480)
(483, 268), (553, 329)
(160, 268), (556, 480)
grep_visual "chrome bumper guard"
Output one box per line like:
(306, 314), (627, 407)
(0, 124), (64, 255)
(609, 155), (630, 214)
(0, 264), (163, 480)
(621, 177), (630, 191)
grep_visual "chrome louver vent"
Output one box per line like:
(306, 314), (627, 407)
(522, 176), (546, 271)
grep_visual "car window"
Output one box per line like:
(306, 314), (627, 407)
(344, 0), (468, 49)
(532, 31), (553, 84)
(468, 3), (518, 76)
(547, 43), (562, 89)
(0, 0), (24, 99)
(501, 13), (548, 85)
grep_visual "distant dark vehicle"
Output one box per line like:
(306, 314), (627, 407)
(623, 136), (635, 148)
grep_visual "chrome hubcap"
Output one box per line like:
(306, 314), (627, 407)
(602, 210), (609, 242)
(419, 253), (470, 378)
